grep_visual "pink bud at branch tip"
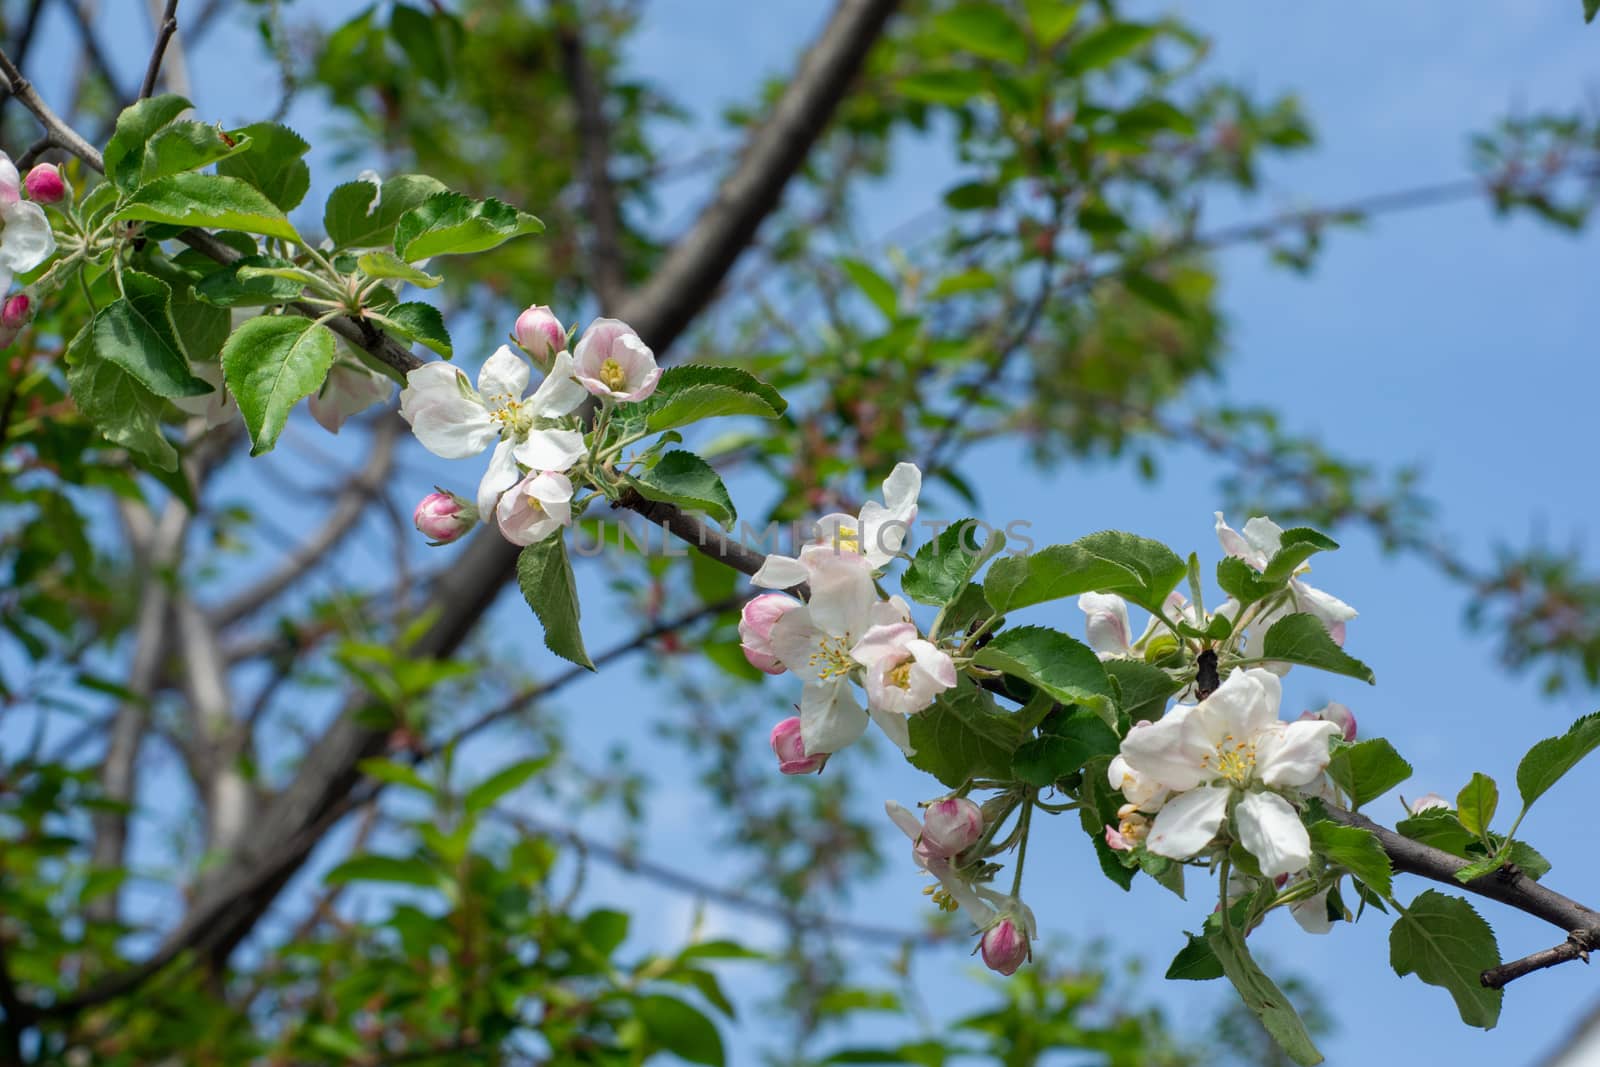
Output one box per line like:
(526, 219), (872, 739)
(513, 304), (565, 367)
(24, 163), (65, 204)
(980, 918), (1029, 976)
(413, 490), (476, 544)
(770, 716), (827, 775)
(740, 593), (800, 675)
(920, 797), (983, 858)
(1301, 701), (1357, 742)
(1, 293), (32, 331)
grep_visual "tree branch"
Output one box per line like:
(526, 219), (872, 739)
(140, 0), (183, 101)
(555, 6), (626, 309)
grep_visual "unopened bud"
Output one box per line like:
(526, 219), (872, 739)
(980, 918), (1029, 976)
(0, 293), (32, 348)
(739, 593), (799, 675)
(770, 716), (827, 775)
(1300, 701), (1357, 742)
(24, 163), (65, 204)
(921, 796), (983, 858)
(1408, 793), (1449, 815)
(413, 490), (476, 544)
(513, 304), (566, 368)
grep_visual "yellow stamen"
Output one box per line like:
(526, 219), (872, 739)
(1198, 732), (1258, 787)
(887, 661), (914, 690)
(599, 358), (627, 392)
(833, 525), (861, 553)
(806, 635), (855, 681)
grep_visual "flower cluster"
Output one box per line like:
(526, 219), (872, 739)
(741, 464), (958, 763)
(0, 151), (60, 346)
(398, 307), (661, 547)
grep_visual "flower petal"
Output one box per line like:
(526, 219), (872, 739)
(1290, 887), (1334, 934)
(1241, 516), (1285, 559)
(751, 553), (810, 590)
(804, 550), (878, 638)
(1078, 592), (1132, 657)
(514, 427), (585, 472)
(1236, 790), (1311, 878)
(477, 345), (530, 404)
(1146, 785), (1230, 860)
(867, 703), (914, 756)
(850, 622), (915, 669)
(1119, 707), (1210, 792)
(1256, 719), (1339, 788)
(527, 350), (589, 417)
(400, 363), (495, 459)
(798, 681), (867, 754)
(0, 201), (54, 272)
(476, 439), (521, 517)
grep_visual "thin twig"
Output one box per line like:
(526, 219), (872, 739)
(1482, 928), (1600, 990)
(140, 0), (181, 100)
(555, 7), (626, 309)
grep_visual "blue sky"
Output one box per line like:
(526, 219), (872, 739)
(19, 1), (1600, 1063)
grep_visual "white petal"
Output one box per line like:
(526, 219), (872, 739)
(1119, 708), (1210, 792)
(0, 155), (18, 203)
(400, 363), (495, 459)
(880, 462), (921, 520)
(528, 350), (589, 417)
(850, 622), (915, 669)
(1256, 719), (1340, 788)
(867, 704), (914, 756)
(804, 550), (878, 638)
(0, 201), (54, 272)
(514, 427), (585, 472)
(1147, 785), (1230, 860)
(799, 681), (867, 754)
(1078, 592), (1132, 656)
(1241, 516), (1285, 559)
(870, 595), (914, 627)
(1292, 580), (1358, 625)
(477, 345), (529, 404)
(1236, 790), (1311, 878)
(885, 800), (922, 841)
(1188, 669), (1276, 749)
(751, 554), (809, 590)
(1290, 888), (1334, 934)
(907, 640), (956, 689)
(856, 500), (911, 567)
(477, 439), (522, 517)
(1215, 511), (1263, 568)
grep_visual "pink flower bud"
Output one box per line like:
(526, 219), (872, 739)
(1, 293), (32, 330)
(980, 918), (1029, 976)
(770, 716), (827, 775)
(413, 490), (476, 544)
(513, 304), (565, 367)
(24, 163), (65, 204)
(1299, 701), (1356, 742)
(920, 796), (983, 858)
(1408, 793), (1449, 815)
(1105, 824), (1133, 851)
(739, 593), (800, 674)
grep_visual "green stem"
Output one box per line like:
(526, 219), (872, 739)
(1008, 799), (1034, 898)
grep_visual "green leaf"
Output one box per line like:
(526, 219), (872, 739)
(972, 626), (1113, 721)
(116, 174), (300, 242)
(1061, 21), (1156, 75)
(139, 121), (253, 184)
(1260, 613), (1376, 683)
(516, 536), (593, 669)
(323, 173), (448, 249)
(1261, 528), (1339, 583)
(64, 325), (178, 471)
(1216, 556), (1280, 607)
(169, 284), (230, 362)
(581, 908), (631, 957)
(1166, 933), (1224, 981)
(464, 756), (551, 814)
(895, 70), (989, 105)
(1514, 711), (1600, 811)
(933, 3), (1028, 64)
(903, 519), (1004, 607)
(627, 450), (738, 528)
(637, 995), (725, 1067)
(1389, 890), (1503, 1029)
(357, 251), (442, 288)
(92, 271), (211, 398)
(1206, 920), (1324, 1065)
(908, 678), (1022, 787)
(1455, 772), (1498, 840)
(195, 255), (304, 307)
(1025, 0), (1080, 45)
(1587, 0), (1599, 22)
(1010, 707), (1119, 788)
(356, 757), (435, 795)
(392, 191), (543, 261)
(370, 301), (452, 358)
(838, 258), (898, 320)
(1104, 658), (1181, 723)
(640, 365), (787, 433)
(1396, 808), (1476, 858)
(324, 854), (441, 889)
(103, 94), (192, 190)
(390, 2), (455, 87)
(983, 530), (1185, 614)
(1123, 271), (1188, 318)
(1307, 821), (1393, 898)
(215, 122), (312, 210)
(1326, 738), (1412, 809)
(221, 316), (338, 455)
(1503, 840), (1552, 880)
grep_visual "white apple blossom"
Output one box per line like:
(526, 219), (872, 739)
(399, 346), (588, 518)
(765, 551), (921, 755)
(309, 360), (394, 434)
(853, 620), (957, 716)
(1079, 592), (1133, 658)
(1216, 512), (1357, 646)
(0, 152), (55, 293)
(1115, 668), (1340, 878)
(751, 462), (921, 587)
(495, 470), (573, 546)
(572, 318), (660, 402)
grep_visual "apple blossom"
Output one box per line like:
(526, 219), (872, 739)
(495, 470), (573, 546)
(513, 304), (566, 368)
(1289, 883), (1336, 935)
(1079, 592), (1133, 659)
(1107, 754), (1169, 812)
(1216, 511), (1357, 646)
(752, 462), (922, 587)
(885, 801), (997, 926)
(572, 317), (660, 402)
(399, 345), (588, 518)
(23, 163), (65, 204)
(0, 292), (30, 347)
(921, 796), (984, 858)
(309, 360), (394, 434)
(980, 917), (1030, 976)
(1301, 701), (1357, 742)
(1116, 668), (1340, 878)
(1408, 793), (1450, 814)
(740, 593), (801, 674)
(770, 716), (828, 775)
(853, 621), (957, 716)
(414, 490), (476, 544)
(0, 152), (55, 293)
(1105, 804), (1151, 852)
(765, 550), (918, 755)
